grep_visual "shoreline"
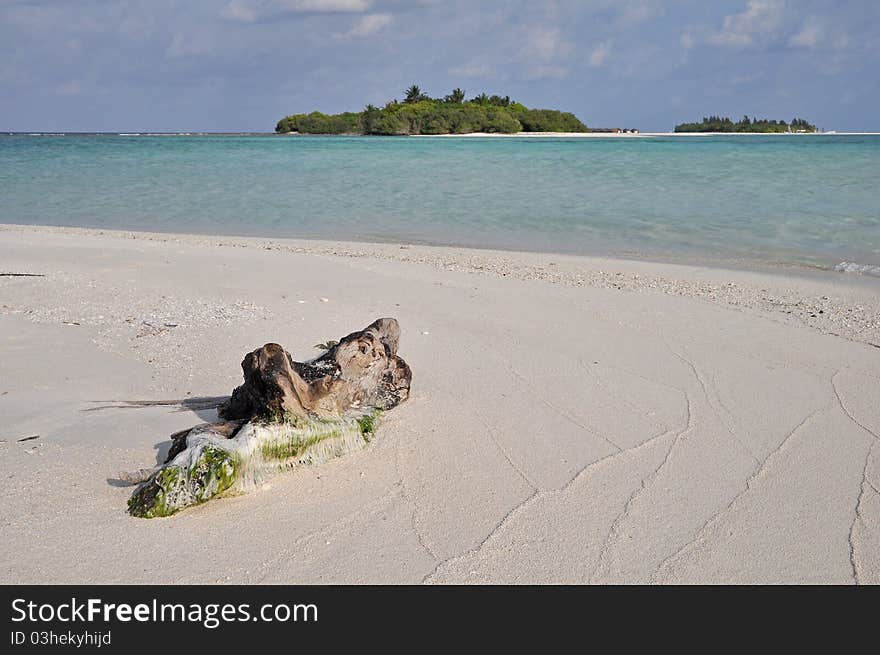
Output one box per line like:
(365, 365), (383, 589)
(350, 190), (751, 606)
(2, 222), (878, 348)
(412, 131), (871, 138)
(2, 221), (878, 285)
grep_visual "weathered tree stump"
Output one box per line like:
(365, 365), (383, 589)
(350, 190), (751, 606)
(126, 318), (412, 517)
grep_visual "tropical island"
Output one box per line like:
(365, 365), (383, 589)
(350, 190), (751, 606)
(674, 115), (817, 133)
(275, 85), (588, 135)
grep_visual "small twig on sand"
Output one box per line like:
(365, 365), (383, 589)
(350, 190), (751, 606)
(0, 273), (46, 277)
(17, 435), (40, 442)
(84, 396), (230, 412)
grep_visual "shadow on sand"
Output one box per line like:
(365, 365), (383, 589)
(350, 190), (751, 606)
(92, 396), (230, 486)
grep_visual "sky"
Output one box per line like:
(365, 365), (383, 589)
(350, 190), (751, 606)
(2, 0), (879, 132)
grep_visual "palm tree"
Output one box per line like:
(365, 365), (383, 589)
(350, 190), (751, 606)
(445, 88), (465, 103)
(404, 84), (424, 104)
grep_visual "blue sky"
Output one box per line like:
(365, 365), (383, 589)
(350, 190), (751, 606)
(2, 0), (878, 132)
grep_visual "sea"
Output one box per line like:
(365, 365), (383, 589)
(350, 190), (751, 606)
(1, 133), (878, 276)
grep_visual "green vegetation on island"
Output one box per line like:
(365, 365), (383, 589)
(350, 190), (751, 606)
(275, 84), (588, 135)
(674, 115), (817, 133)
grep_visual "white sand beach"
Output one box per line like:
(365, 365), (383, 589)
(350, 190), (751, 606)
(1, 224), (878, 584)
(411, 131), (872, 138)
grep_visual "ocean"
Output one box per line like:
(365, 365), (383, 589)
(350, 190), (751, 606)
(2, 133), (878, 275)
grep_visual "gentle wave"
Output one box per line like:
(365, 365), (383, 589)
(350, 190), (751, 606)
(834, 262), (880, 277)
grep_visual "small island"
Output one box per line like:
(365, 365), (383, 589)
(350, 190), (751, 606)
(275, 85), (588, 135)
(674, 115), (817, 133)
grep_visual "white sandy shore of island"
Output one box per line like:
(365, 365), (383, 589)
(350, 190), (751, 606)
(394, 131), (880, 138)
(1, 224), (878, 584)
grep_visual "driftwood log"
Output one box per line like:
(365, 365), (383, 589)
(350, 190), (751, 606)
(126, 318), (411, 517)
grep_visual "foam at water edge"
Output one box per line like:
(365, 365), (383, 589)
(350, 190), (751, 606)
(834, 262), (880, 277)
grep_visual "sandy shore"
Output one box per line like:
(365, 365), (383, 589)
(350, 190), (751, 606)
(411, 131), (877, 137)
(1, 224), (878, 584)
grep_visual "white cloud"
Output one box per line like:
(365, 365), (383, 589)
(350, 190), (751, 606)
(789, 20), (821, 48)
(166, 33), (213, 59)
(515, 25), (573, 80)
(222, 2), (258, 22)
(222, 0), (372, 22)
(522, 64), (567, 80)
(522, 26), (572, 62)
(618, 2), (659, 26)
(788, 19), (851, 52)
(292, 0), (372, 11)
(680, 32), (695, 50)
(708, 0), (784, 48)
(448, 61), (495, 79)
(589, 41), (610, 67)
(341, 13), (391, 38)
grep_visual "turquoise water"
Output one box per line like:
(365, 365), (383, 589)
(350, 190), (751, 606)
(2, 134), (879, 273)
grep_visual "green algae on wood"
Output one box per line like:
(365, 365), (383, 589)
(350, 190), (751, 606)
(125, 318), (411, 518)
(357, 410), (381, 442)
(128, 445), (238, 518)
(128, 413), (384, 517)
